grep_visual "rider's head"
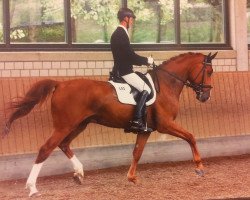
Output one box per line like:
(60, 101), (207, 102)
(117, 8), (136, 29)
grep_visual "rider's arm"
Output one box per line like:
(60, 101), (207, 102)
(121, 37), (148, 66)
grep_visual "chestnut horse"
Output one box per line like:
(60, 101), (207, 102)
(2, 52), (217, 197)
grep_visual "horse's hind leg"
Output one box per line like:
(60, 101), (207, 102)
(59, 143), (84, 184)
(58, 123), (88, 184)
(26, 130), (67, 197)
(127, 133), (151, 183)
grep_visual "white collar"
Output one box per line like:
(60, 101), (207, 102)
(118, 25), (129, 39)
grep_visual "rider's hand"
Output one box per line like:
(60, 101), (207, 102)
(147, 56), (154, 65)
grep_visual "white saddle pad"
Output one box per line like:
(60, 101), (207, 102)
(109, 73), (156, 106)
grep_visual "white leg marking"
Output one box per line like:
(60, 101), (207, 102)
(70, 155), (84, 176)
(26, 162), (43, 197)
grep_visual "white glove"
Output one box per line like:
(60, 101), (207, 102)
(147, 56), (154, 65)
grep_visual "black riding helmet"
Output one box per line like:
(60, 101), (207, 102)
(117, 8), (136, 22)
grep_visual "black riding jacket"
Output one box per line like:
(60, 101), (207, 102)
(110, 26), (148, 76)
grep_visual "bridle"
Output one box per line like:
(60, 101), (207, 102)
(151, 56), (213, 97)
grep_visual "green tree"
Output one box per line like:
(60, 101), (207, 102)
(129, 0), (154, 42)
(179, 0), (223, 43)
(128, 0), (175, 43)
(158, 0), (174, 43)
(71, 0), (119, 42)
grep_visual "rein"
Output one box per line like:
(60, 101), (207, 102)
(151, 58), (212, 95)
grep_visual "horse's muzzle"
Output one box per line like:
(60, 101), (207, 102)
(196, 89), (211, 102)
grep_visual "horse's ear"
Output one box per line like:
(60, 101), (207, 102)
(206, 52), (217, 63)
(210, 52), (218, 60)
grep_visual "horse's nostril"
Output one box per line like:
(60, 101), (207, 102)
(196, 92), (210, 102)
(201, 98), (208, 102)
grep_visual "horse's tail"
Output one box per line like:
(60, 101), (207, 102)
(2, 79), (58, 138)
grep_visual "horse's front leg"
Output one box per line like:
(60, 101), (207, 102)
(158, 121), (204, 176)
(127, 133), (151, 183)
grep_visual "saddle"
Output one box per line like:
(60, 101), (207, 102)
(109, 71), (156, 106)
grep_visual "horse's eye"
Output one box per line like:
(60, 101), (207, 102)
(207, 71), (213, 77)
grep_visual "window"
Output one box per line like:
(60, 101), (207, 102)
(0, 0), (3, 43)
(128, 0), (228, 48)
(247, 0), (250, 43)
(71, 0), (119, 43)
(0, 0), (230, 51)
(128, 0), (175, 44)
(180, 0), (225, 44)
(9, 0), (65, 43)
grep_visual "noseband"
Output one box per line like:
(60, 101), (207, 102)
(152, 56), (212, 96)
(186, 58), (213, 97)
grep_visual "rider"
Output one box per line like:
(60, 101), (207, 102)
(110, 8), (153, 133)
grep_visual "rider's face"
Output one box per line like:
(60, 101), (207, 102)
(128, 17), (134, 27)
(123, 17), (134, 28)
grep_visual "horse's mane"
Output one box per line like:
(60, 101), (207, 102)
(161, 52), (203, 66)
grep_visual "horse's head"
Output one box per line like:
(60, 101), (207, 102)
(187, 52), (217, 102)
(152, 52), (218, 102)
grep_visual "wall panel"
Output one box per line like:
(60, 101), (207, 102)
(1, 72), (250, 156)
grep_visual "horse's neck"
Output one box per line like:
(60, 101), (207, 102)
(161, 72), (184, 95)
(150, 68), (185, 99)
(158, 62), (190, 94)
(166, 62), (190, 82)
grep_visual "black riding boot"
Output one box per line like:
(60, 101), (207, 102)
(129, 90), (153, 133)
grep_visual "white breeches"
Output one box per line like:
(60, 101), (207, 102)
(122, 73), (151, 94)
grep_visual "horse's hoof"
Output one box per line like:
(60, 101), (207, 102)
(26, 183), (41, 197)
(73, 173), (84, 184)
(29, 192), (41, 197)
(127, 176), (138, 184)
(195, 169), (205, 177)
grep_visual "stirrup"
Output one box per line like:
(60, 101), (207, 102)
(124, 120), (153, 134)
